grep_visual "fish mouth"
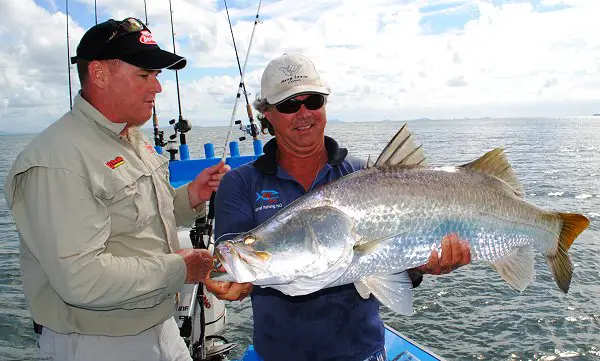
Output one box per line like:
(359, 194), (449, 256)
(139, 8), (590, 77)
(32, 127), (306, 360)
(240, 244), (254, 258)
(214, 241), (269, 283)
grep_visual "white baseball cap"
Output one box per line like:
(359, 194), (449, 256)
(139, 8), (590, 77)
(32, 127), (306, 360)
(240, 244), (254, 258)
(260, 53), (330, 104)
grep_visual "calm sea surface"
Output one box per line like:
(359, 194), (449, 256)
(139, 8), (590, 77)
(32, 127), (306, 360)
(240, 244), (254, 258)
(0, 118), (599, 360)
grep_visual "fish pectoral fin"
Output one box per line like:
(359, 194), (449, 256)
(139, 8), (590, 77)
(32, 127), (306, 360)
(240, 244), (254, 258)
(354, 279), (371, 299)
(459, 148), (525, 198)
(374, 123), (427, 168)
(491, 245), (535, 292)
(353, 232), (406, 251)
(354, 272), (414, 316)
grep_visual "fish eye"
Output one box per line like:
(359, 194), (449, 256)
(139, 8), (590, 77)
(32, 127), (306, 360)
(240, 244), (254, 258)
(244, 235), (256, 245)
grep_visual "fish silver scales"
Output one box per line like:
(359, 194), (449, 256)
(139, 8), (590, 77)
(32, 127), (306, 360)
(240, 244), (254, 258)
(316, 165), (561, 285)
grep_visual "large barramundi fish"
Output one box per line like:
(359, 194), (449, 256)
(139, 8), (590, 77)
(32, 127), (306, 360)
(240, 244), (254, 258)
(212, 124), (590, 315)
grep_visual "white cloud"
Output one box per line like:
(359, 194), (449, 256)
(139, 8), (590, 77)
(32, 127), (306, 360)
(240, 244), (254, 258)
(0, 0), (599, 133)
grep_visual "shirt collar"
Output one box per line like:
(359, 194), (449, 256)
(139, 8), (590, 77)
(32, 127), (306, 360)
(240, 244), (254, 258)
(253, 136), (348, 175)
(72, 92), (128, 136)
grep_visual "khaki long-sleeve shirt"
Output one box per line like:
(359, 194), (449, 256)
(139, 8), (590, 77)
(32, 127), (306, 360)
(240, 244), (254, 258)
(4, 94), (203, 336)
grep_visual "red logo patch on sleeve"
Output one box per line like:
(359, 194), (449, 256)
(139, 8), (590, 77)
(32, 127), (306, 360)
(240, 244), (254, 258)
(106, 156), (125, 169)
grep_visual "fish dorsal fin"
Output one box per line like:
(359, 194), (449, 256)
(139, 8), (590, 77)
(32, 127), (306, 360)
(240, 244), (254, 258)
(375, 123), (427, 167)
(460, 148), (525, 198)
(366, 154), (375, 168)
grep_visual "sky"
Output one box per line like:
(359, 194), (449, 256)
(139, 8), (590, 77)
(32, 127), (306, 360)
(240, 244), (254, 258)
(0, 0), (599, 133)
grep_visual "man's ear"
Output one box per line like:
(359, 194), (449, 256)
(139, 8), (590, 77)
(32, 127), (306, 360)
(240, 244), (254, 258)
(88, 60), (109, 88)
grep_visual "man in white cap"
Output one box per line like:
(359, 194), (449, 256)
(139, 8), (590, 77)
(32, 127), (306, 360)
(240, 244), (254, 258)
(4, 17), (228, 361)
(206, 53), (470, 361)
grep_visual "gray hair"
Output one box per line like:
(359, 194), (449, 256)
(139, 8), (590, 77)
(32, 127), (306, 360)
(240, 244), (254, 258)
(253, 96), (270, 114)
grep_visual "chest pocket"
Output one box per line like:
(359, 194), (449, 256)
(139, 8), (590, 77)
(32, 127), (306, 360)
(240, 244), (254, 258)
(98, 171), (159, 236)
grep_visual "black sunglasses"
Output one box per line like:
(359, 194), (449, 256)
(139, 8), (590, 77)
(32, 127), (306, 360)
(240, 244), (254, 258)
(275, 94), (325, 114)
(106, 17), (147, 44)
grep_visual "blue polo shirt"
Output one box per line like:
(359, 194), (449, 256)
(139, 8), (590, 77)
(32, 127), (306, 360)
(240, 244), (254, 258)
(214, 136), (385, 361)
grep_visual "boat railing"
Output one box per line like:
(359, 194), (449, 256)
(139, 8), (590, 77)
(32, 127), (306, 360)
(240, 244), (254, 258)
(168, 140), (263, 188)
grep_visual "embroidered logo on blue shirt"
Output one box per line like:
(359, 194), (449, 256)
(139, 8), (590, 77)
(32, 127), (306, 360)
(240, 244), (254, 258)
(256, 190), (280, 202)
(255, 190), (283, 212)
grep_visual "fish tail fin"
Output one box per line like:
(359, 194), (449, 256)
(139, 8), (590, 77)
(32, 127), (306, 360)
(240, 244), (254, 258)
(491, 245), (535, 292)
(354, 272), (414, 315)
(546, 213), (589, 293)
(556, 213), (590, 251)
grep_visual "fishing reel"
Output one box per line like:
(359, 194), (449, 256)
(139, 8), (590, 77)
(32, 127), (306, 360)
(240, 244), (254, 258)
(171, 116), (193, 134)
(164, 138), (179, 160)
(235, 119), (259, 141)
(152, 111), (167, 148)
(192, 336), (236, 361)
(165, 116), (192, 160)
(154, 129), (166, 148)
(169, 116), (192, 140)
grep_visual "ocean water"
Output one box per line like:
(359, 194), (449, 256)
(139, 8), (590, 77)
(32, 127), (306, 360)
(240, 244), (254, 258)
(0, 118), (599, 361)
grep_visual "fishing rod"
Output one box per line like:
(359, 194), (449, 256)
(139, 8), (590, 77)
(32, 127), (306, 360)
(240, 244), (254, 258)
(220, 0), (263, 161)
(205, 0), (265, 249)
(94, 0), (97, 24)
(66, 0), (73, 110)
(203, 0), (264, 293)
(223, 0), (259, 142)
(154, 2), (232, 360)
(166, 0), (192, 161)
(143, 0), (148, 25)
(142, 0), (166, 154)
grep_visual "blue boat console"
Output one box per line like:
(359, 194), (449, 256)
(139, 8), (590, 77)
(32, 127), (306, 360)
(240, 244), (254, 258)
(167, 139), (263, 188)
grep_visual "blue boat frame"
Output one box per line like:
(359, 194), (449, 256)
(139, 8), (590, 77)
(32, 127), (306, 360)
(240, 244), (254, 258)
(169, 155), (260, 188)
(383, 324), (444, 361)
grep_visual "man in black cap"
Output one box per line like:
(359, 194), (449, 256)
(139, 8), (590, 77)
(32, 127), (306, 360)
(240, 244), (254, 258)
(4, 18), (228, 361)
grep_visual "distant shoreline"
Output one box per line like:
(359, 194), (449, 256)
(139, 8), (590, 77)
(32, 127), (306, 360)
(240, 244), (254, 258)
(3, 116), (598, 135)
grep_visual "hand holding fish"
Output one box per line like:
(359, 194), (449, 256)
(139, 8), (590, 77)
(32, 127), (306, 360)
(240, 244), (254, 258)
(188, 161), (231, 205)
(175, 249), (215, 283)
(414, 233), (471, 275)
(205, 269), (253, 301)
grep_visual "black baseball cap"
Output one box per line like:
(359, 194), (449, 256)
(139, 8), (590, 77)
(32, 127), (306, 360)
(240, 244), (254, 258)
(71, 17), (186, 70)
